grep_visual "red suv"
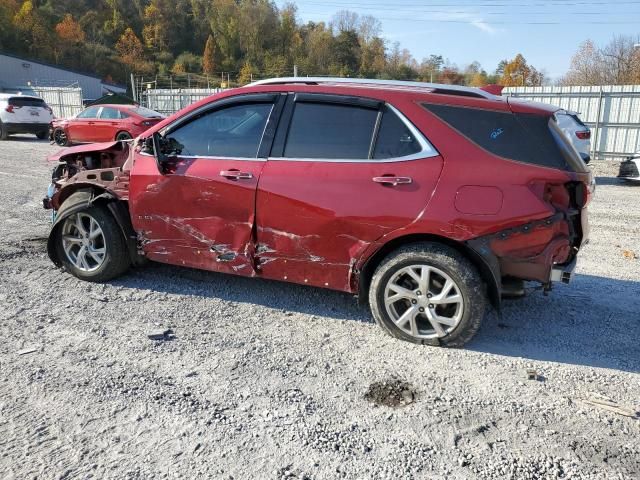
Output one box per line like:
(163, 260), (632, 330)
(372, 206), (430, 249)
(50, 104), (164, 146)
(43, 78), (593, 347)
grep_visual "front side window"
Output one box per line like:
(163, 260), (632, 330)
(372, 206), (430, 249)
(165, 102), (273, 158)
(77, 106), (100, 119)
(284, 102), (378, 159)
(373, 106), (422, 159)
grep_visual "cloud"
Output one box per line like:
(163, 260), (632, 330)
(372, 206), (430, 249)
(433, 10), (499, 35)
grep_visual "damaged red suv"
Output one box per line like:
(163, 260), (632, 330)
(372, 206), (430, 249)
(43, 78), (593, 347)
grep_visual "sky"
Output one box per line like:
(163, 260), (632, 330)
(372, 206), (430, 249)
(278, 0), (640, 81)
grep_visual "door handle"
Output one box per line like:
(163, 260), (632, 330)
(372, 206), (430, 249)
(220, 169), (253, 180)
(372, 176), (412, 186)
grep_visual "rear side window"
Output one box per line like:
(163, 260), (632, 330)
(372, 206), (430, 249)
(373, 106), (421, 159)
(99, 107), (120, 119)
(284, 103), (378, 159)
(9, 97), (45, 107)
(165, 102), (273, 158)
(422, 103), (573, 170)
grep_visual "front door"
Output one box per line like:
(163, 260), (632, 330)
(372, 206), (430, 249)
(129, 94), (283, 276)
(69, 106), (101, 143)
(255, 94), (444, 292)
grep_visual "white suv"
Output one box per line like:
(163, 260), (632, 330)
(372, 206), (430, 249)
(0, 93), (54, 140)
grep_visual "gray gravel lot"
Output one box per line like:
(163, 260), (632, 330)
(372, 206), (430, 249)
(0, 136), (639, 479)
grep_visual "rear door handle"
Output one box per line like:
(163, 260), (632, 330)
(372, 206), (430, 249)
(220, 169), (253, 180)
(372, 176), (412, 186)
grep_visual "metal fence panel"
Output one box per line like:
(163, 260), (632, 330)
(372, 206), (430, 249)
(504, 85), (640, 161)
(30, 86), (83, 118)
(141, 88), (225, 116)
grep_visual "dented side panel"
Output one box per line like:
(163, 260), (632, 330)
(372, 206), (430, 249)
(254, 156), (445, 292)
(129, 153), (263, 275)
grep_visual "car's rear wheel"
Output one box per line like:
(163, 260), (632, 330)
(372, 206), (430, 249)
(0, 121), (8, 140)
(36, 130), (48, 140)
(53, 128), (69, 146)
(54, 206), (130, 282)
(369, 242), (486, 347)
(116, 131), (132, 141)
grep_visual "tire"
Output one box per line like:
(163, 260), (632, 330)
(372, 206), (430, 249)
(116, 131), (132, 141)
(54, 205), (131, 282)
(53, 127), (69, 146)
(0, 121), (8, 140)
(36, 130), (48, 140)
(369, 242), (486, 347)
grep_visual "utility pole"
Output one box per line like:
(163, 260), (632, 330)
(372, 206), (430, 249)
(293, 64), (298, 77)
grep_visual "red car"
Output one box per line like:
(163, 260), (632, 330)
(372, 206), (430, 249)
(50, 104), (164, 146)
(42, 78), (593, 347)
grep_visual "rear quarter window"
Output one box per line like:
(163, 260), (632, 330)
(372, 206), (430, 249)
(422, 103), (573, 170)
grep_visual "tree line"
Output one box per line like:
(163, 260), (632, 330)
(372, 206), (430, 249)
(7, 0), (624, 89)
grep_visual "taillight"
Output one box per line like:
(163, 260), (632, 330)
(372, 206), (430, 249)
(141, 120), (154, 127)
(5, 105), (14, 113)
(575, 130), (590, 140)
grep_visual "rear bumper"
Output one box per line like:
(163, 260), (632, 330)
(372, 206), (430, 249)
(4, 122), (49, 134)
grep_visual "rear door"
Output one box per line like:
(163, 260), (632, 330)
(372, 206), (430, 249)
(69, 106), (101, 142)
(129, 93), (285, 275)
(255, 93), (444, 292)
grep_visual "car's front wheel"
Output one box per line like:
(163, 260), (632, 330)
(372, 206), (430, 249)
(53, 127), (69, 146)
(54, 206), (130, 282)
(369, 242), (486, 347)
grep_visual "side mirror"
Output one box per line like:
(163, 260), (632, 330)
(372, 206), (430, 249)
(152, 132), (167, 164)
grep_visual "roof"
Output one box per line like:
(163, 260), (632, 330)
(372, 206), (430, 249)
(247, 77), (497, 100)
(0, 92), (42, 100)
(87, 91), (137, 107)
(0, 51), (127, 90)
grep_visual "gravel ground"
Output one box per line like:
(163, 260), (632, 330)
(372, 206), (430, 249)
(0, 136), (639, 480)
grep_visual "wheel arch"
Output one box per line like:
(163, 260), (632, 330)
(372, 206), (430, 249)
(48, 186), (143, 267)
(357, 233), (501, 310)
(115, 130), (132, 140)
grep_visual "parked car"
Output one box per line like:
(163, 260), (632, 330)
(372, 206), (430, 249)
(42, 78), (593, 347)
(50, 104), (164, 146)
(555, 110), (591, 164)
(618, 150), (640, 182)
(0, 93), (54, 140)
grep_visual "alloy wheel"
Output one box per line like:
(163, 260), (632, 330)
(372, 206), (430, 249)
(61, 212), (106, 272)
(383, 265), (464, 339)
(53, 128), (67, 146)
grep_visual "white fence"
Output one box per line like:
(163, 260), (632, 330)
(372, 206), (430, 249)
(29, 86), (84, 118)
(503, 85), (640, 161)
(141, 88), (225, 116)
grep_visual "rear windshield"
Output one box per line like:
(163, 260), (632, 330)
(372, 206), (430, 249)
(127, 106), (163, 118)
(9, 97), (46, 107)
(569, 113), (588, 129)
(422, 103), (586, 171)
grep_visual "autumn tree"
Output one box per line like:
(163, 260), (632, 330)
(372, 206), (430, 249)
(500, 54), (544, 87)
(202, 34), (216, 75)
(116, 27), (152, 74)
(12, 1), (51, 59)
(237, 61), (256, 84)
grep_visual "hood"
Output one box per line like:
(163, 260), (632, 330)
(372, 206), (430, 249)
(47, 140), (127, 163)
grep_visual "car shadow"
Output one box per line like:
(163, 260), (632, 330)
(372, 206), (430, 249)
(6, 135), (50, 143)
(113, 265), (639, 374)
(596, 175), (640, 186)
(469, 274), (640, 374)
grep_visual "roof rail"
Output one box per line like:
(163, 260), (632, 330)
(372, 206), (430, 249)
(246, 77), (496, 99)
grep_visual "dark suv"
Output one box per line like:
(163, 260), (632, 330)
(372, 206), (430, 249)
(43, 78), (593, 347)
